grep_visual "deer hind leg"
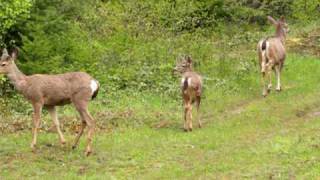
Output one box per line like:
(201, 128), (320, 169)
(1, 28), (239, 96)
(275, 65), (281, 91)
(195, 96), (201, 128)
(262, 63), (273, 97)
(47, 106), (66, 145)
(266, 68), (272, 93)
(72, 121), (86, 150)
(188, 103), (193, 131)
(73, 100), (95, 156)
(183, 103), (188, 132)
(261, 72), (268, 97)
(31, 103), (43, 150)
(183, 95), (189, 132)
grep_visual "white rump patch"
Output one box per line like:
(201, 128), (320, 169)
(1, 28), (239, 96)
(181, 77), (185, 84)
(90, 80), (98, 95)
(187, 78), (192, 86)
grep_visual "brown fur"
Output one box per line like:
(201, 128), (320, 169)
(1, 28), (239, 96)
(173, 55), (203, 131)
(0, 48), (99, 156)
(257, 16), (289, 97)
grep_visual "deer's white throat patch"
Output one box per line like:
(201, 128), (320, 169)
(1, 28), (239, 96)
(90, 80), (98, 94)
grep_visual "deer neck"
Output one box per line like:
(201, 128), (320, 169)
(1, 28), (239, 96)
(275, 27), (286, 44)
(7, 63), (27, 92)
(183, 67), (193, 73)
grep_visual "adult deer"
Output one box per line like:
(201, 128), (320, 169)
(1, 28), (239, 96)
(0, 48), (99, 156)
(173, 55), (203, 132)
(257, 16), (289, 97)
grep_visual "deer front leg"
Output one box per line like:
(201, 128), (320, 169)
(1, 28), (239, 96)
(196, 96), (202, 128)
(275, 65), (281, 91)
(31, 103), (42, 150)
(48, 106), (66, 145)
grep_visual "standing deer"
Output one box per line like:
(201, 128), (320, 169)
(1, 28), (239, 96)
(258, 16), (289, 97)
(173, 55), (203, 132)
(0, 48), (99, 156)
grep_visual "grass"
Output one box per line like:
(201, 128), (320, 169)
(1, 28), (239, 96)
(1, 22), (320, 179)
(1, 53), (320, 179)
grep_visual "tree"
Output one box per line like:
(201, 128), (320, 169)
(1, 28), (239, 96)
(0, 0), (32, 46)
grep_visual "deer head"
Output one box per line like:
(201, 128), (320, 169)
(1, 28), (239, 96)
(267, 16), (289, 37)
(0, 48), (18, 74)
(173, 55), (193, 75)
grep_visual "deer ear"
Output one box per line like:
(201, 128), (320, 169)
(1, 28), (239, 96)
(279, 16), (285, 22)
(11, 48), (18, 60)
(267, 16), (278, 25)
(2, 48), (8, 56)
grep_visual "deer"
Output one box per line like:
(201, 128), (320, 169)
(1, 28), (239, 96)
(257, 16), (289, 97)
(0, 48), (99, 156)
(173, 55), (203, 132)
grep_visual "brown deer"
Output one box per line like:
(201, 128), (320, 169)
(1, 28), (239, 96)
(173, 55), (203, 132)
(257, 16), (289, 97)
(0, 48), (99, 156)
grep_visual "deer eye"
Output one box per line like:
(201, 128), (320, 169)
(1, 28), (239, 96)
(1, 63), (6, 67)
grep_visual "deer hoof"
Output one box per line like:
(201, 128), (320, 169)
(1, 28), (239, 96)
(85, 150), (92, 156)
(60, 138), (66, 145)
(267, 88), (271, 93)
(31, 145), (37, 153)
(30, 143), (36, 149)
(72, 145), (77, 150)
(276, 87), (282, 92)
(198, 124), (202, 128)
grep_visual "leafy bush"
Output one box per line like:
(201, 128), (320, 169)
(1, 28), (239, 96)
(0, 0), (319, 114)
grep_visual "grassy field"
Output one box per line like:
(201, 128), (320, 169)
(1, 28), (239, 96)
(1, 26), (320, 179)
(1, 56), (320, 179)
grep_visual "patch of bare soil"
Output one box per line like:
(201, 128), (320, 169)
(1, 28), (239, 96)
(295, 99), (320, 120)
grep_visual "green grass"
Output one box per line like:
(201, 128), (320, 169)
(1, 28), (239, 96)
(1, 53), (320, 179)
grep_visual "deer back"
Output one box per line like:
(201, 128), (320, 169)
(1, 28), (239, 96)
(24, 72), (95, 106)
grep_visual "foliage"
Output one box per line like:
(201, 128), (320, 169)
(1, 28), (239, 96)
(0, 0), (319, 112)
(0, 0), (32, 46)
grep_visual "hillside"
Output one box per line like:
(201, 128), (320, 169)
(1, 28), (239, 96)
(1, 0), (320, 179)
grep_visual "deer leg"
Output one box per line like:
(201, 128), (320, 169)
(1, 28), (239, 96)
(183, 103), (188, 132)
(74, 100), (95, 156)
(72, 121), (86, 150)
(261, 72), (268, 97)
(196, 96), (202, 128)
(188, 103), (193, 131)
(267, 70), (272, 93)
(47, 106), (66, 145)
(31, 103), (42, 150)
(267, 61), (274, 93)
(84, 111), (95, 156)
(275, 65), (281, 91)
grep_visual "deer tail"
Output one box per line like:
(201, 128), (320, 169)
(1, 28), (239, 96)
(261, 39), (269, 63)
(91, 80), (100, 100)
(183, 77), (189, 90)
